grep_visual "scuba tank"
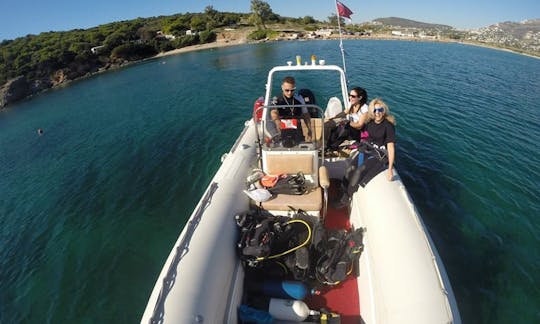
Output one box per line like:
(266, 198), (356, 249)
(247, 297), (319, 322)
(268, 298), (319, 321)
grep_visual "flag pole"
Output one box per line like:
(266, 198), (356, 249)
(335, 1), (348, 80)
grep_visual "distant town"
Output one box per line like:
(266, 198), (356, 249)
(271, 17), (540, 56)
(374, 17), (540, 54)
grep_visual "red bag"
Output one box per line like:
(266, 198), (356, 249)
(260, 174), (285, 188)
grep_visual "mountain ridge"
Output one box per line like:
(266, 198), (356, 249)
(372, 17), (453, 30)
(368, 17), (540, 53)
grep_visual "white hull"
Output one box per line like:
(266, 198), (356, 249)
(352, 170), (459, 323)
(142, 122), (257, 324)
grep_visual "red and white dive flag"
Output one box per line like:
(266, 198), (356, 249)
(336, 0), (354, 19)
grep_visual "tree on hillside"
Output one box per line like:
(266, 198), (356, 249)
(162, 15), (191, 36)
(250, 0), (273, 29)
(327, 14), (345, 26)
(302, 16), (316, 25)
(137, 26), (156, 42)
(190, 15), (206, 31)
(104, 32), (126, 50)
(204, 5), (219, 29)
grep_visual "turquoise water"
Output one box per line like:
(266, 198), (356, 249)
(1, 40), (539, 323)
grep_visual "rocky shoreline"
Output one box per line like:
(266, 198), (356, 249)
(0, 29), (253, 110)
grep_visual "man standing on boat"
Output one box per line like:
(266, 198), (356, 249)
(271, 76), (312, 145)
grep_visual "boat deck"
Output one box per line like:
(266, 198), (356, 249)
(305, 179), (363, 323)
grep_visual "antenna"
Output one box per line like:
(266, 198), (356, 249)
(334, 1), (354, 82)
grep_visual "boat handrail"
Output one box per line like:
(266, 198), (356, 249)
(264, 63), (349, 109)
(253, 103), (325, 152)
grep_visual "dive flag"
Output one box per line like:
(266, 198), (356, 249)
(336, 0), (353, 19)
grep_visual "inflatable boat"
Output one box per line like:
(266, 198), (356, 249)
(141, 57), (461, 324)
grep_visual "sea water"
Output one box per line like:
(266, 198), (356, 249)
(0, 40), (539, 323)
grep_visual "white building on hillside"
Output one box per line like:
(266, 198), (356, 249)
(90, 45), (105, 54)
(156, 31), (176, 40)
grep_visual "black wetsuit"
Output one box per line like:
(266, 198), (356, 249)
(337, 119), (396, 206)
(365, 119), (395, 149)
(354, 119), (396, 187)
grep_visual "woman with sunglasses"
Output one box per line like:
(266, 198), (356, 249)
(345, 87), (369, 140)
(325, 87), (368, 151)
(364, 98), (396, 181)
(335, 98), (396, 208)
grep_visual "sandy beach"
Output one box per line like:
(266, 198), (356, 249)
(153, 29), (253, 58)
(153, 39), (247, 58)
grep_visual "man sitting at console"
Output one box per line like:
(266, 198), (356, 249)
(271, 76), (312, 147)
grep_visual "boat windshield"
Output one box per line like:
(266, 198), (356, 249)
(259, 63), (349, 151)
(267, 69), (347, 108)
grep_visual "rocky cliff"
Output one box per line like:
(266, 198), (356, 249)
(0, 76), (29, 109)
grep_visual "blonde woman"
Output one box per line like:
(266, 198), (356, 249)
(365, 98), (396, 181)
(335, 98), (397, 208)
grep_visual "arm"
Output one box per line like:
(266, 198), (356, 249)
(271, 109), (281, 132)
(349, 112), (367, 129)
(386, 142), (395, 181)
(327, 111), (346, 121)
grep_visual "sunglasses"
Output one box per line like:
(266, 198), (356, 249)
(349, 94), (358, 98)
(283, 88), (296, 92)
(373, 108), (385, 113)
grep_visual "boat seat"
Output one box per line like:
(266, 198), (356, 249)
(260, 152), (328, 216)
(261, 187), (322, 211)
(265, 152), (315, 176)
(301, 117), (323, 144)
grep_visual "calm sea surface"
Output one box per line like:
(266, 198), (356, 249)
(1, 40), (539, 323)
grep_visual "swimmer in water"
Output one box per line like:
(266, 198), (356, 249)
(37, 128), (43, 135)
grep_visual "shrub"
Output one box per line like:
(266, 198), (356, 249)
(199, 30), (216, 44)
(171, 35), (199, 48)
(248, 29), (268, 40)
(110, 43), (157, 60)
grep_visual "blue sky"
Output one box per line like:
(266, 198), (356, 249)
(1, 0), (539, 41)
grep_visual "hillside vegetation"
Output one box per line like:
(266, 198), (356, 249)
(0, 10), (245, 86)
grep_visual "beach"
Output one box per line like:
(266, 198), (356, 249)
(153, 28), (252, 58)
